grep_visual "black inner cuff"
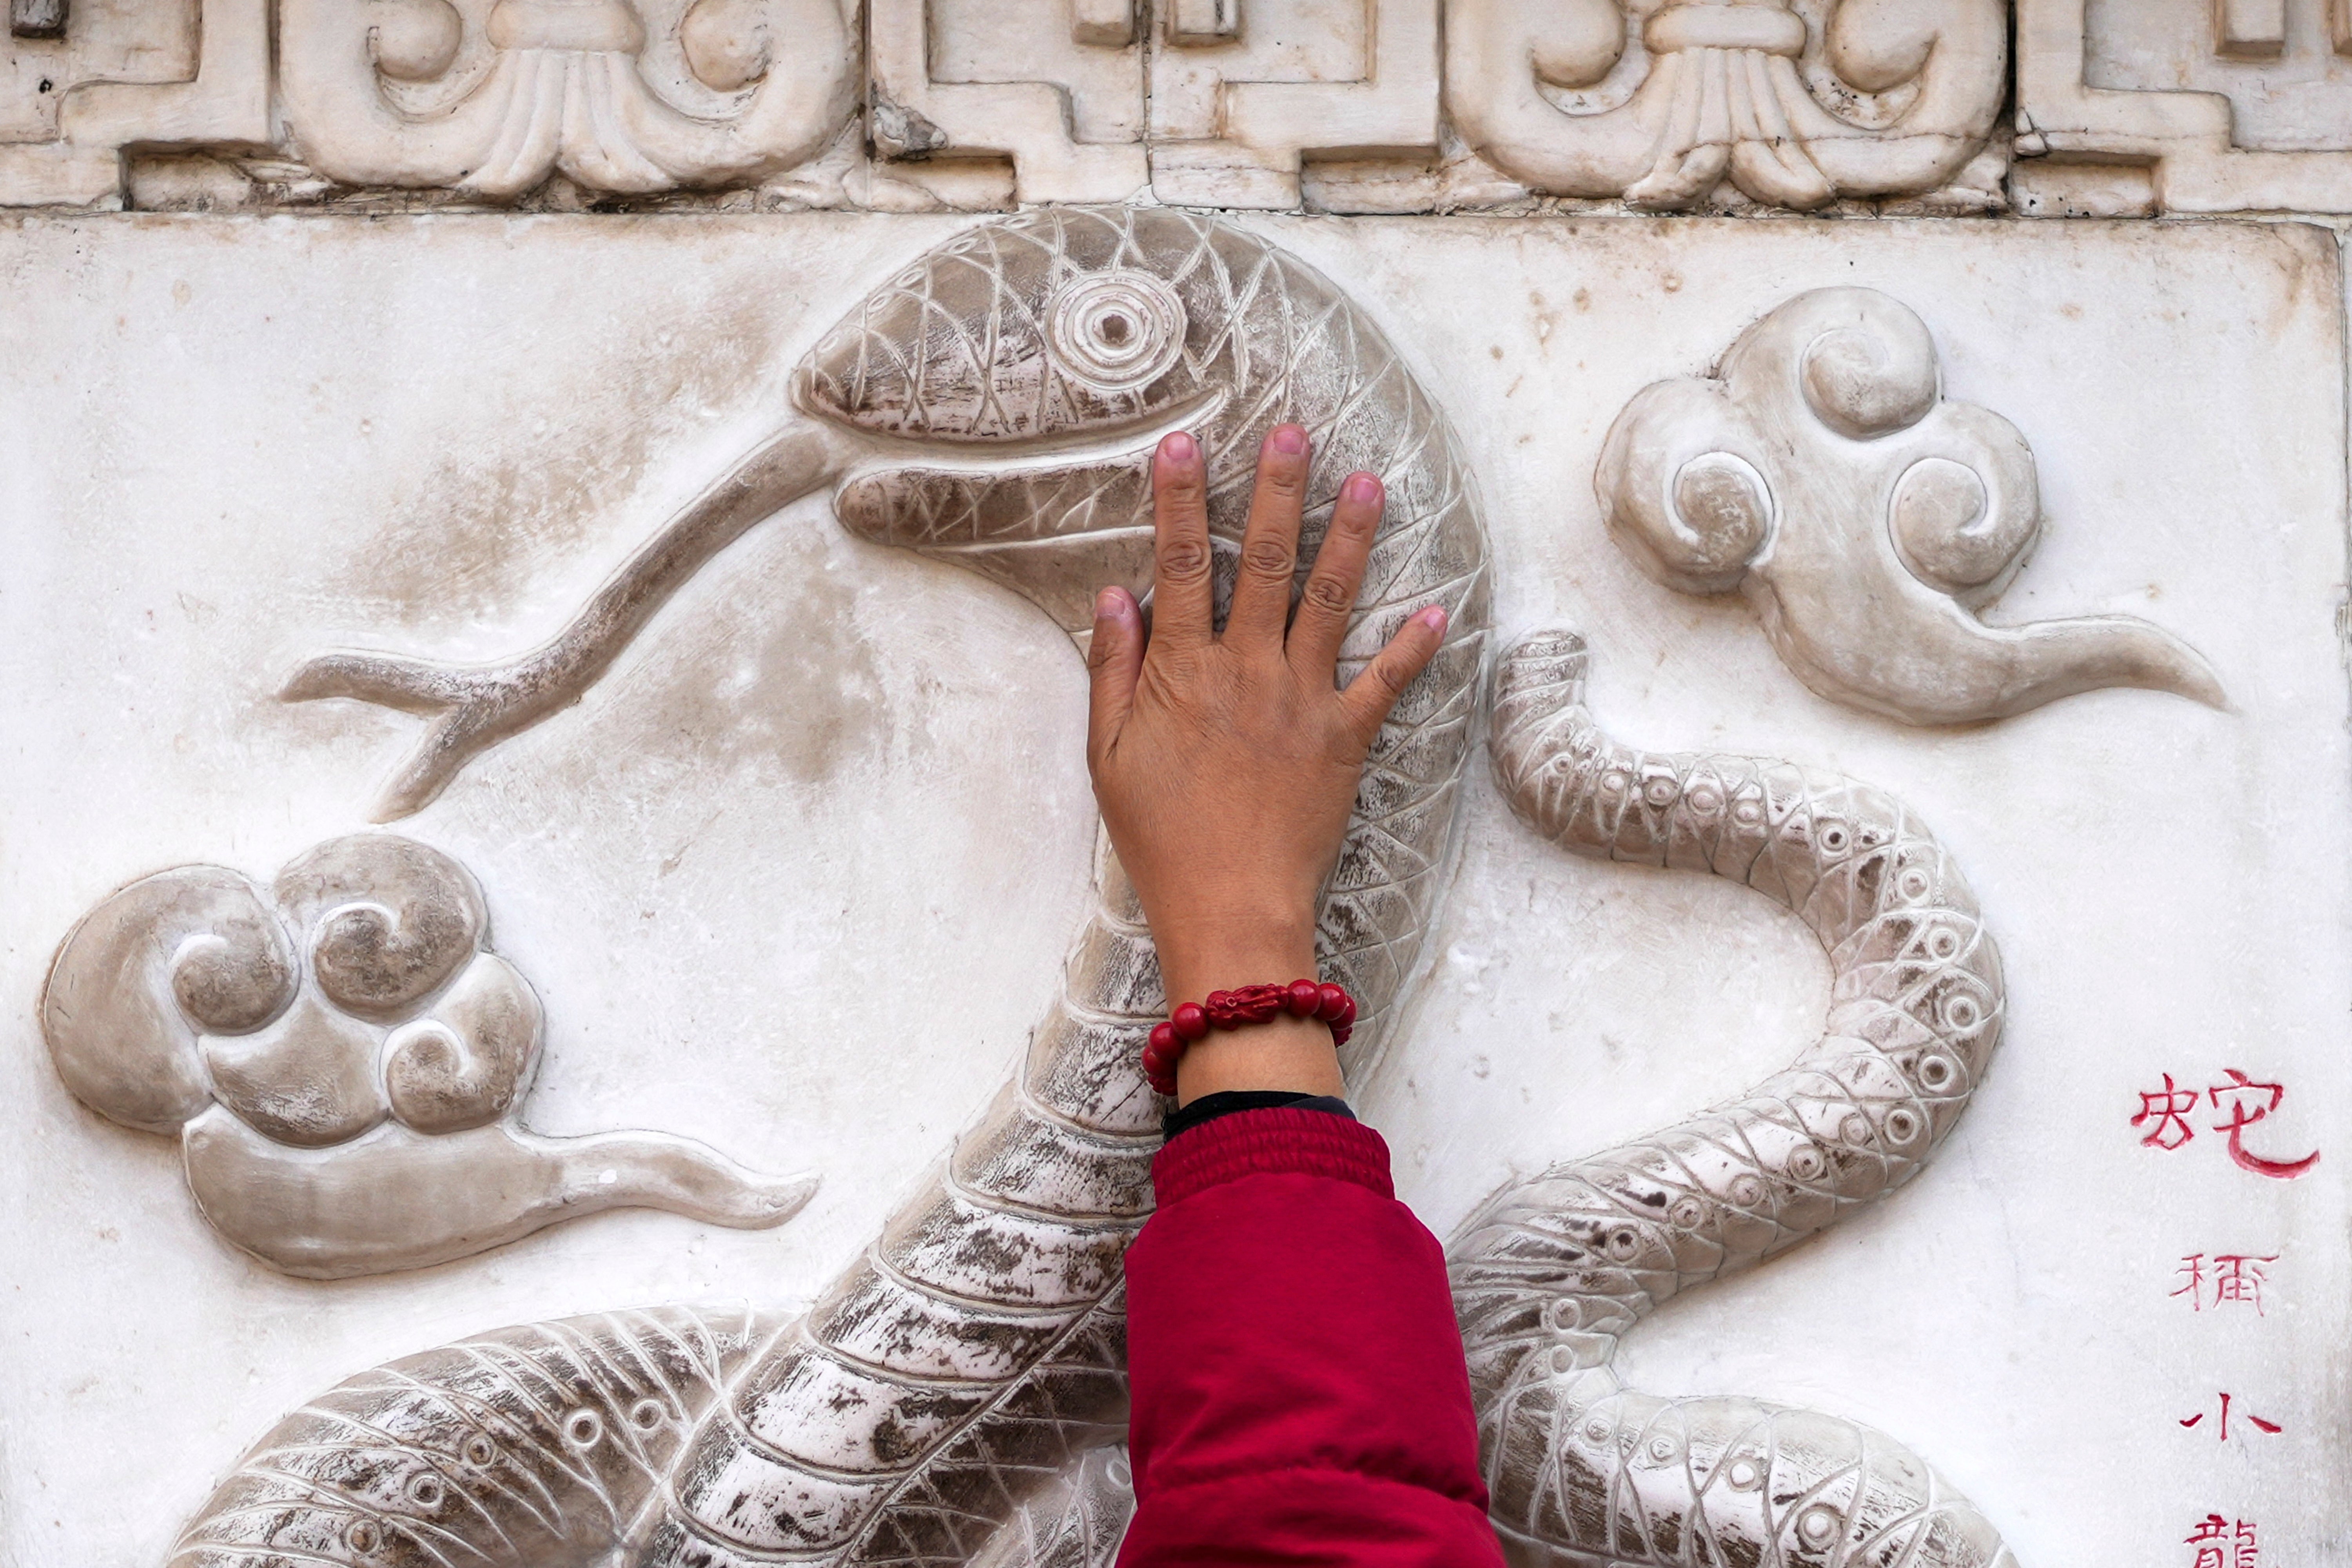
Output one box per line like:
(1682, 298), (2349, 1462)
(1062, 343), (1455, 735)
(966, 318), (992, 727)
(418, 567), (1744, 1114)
(1161, 1089), (1357, 1142)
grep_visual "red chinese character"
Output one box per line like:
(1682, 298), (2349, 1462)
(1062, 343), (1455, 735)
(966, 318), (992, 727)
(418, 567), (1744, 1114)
(2212, 1254), (2276, 1314)
(2180, 1393), (2282, 1439)
(2136, 1074), (2200, 1150)
(2236, 1518), (2259, 1568)
(2188, 1514), (2230, 1568)
(2173, 1254), (2207, 1309)
(2208, 1069), (2319, 1180)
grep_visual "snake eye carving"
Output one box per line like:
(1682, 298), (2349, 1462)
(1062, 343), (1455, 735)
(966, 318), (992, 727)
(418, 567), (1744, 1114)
(1044, 271), (1187, 396)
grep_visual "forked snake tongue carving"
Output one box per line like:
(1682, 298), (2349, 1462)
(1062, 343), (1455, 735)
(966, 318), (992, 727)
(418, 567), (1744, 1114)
(192, 212), (2019, 1567)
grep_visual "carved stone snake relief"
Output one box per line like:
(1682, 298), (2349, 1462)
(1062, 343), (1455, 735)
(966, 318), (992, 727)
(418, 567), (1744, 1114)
(41, 833), (815, 1278)
(170, 212), (2019, 1566)
(1460, 630), (2014, 1567)
(176, 208), (1492, 1567)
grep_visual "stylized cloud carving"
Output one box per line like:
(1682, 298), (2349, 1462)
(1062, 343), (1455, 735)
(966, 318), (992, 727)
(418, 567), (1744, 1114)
(1597, 287), (2227, 725)
(42, 833), (815, 1279)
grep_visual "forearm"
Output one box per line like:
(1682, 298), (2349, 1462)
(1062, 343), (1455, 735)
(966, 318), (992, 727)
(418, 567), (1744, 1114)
(1118, 1108), (1503, 1568)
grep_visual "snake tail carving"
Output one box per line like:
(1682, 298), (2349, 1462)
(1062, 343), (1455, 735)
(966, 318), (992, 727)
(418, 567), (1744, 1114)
(1452, 629), (2017, 1568)
(185, 207), (1492, 1568)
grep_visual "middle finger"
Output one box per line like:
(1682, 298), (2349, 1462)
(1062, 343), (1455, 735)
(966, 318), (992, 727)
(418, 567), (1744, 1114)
(1223, 424), (1312, 651)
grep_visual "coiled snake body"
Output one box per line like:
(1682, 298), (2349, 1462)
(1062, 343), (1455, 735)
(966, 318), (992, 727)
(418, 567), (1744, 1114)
(172, 211), (2016, 1567)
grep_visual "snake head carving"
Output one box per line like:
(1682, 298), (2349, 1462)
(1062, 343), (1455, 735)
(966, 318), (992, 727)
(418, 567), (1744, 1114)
(792, 207), (1361, 646)
(1598, 286), (2227, 725)
(42, 833), (815, 1278)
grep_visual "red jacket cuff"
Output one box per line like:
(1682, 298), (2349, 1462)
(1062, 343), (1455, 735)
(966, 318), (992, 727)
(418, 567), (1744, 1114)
(1153, 1105), (1395, 1207)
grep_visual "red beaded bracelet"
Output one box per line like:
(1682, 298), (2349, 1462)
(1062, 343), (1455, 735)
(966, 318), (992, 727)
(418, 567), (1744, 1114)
(1140, 978), (1357, 1096)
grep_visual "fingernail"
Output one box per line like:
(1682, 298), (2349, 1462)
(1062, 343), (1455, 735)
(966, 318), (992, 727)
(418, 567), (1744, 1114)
(1096, 586), (1134, 622)
(1343, 472), (1382, 506)
(1414, 604), (1448, 636)
(1160, 430), (1196, 465)
(1270, 423), (1307, 456)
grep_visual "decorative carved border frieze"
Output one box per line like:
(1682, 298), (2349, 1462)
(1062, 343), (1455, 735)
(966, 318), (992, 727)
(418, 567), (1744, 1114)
(1445, 0), (2009, 212)
(2018, 0), (2352, 212)
(865, 0), (1149, 204)
(1146, 0), (1440, 210)
(276, 0), (856, 199)
(0, 0), (266, 208)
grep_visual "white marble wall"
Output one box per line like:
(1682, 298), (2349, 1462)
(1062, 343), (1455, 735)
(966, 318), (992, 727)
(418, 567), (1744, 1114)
(5, 209), (2350, 1566)
(11, 4), (2352, 1568)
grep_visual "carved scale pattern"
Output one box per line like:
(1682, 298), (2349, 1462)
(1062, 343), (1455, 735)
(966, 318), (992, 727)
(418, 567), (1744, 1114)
(171, 208), (1494, 1568)
(1454, 630), (2017, 1568)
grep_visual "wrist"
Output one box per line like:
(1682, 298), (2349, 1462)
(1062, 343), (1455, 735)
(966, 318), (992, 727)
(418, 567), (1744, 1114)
(1148, 922), (1347, 1108)
(1150, 913), (1319, 1006)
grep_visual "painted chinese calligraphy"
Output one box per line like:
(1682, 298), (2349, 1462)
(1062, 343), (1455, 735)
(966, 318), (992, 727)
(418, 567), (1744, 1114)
(2132, 1069), (2319, 1178)
(2187, 1514), (2259, 1568)
(2137, 1074), (2198, 1150)
(2179, 1394), (2283, 1440)
(2207, 1070), (2320, 1178)
(2171, 1254), (2278, 1314)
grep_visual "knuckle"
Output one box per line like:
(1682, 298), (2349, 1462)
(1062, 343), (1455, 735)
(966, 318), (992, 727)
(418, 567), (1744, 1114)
(1241, 536), (1295, 578)
(1302, 573), (1355, 613)
(1259, 463), (1306, 499)
(1158, 540), (1211, 581)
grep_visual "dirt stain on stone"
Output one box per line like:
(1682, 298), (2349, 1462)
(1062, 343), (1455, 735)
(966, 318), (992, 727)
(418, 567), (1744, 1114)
(586, 529), (891, 793)
(328, 282), (788, 631)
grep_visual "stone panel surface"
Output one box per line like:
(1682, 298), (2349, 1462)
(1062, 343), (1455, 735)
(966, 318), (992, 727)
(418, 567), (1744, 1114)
(2, 212), (2347, 1566)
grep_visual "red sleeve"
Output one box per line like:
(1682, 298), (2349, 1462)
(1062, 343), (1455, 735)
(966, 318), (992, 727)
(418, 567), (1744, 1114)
(1117, 1107), (1503, 1567)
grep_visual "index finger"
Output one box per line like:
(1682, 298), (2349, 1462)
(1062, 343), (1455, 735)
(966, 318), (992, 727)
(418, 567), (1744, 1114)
(1149, 431), (1214, 645)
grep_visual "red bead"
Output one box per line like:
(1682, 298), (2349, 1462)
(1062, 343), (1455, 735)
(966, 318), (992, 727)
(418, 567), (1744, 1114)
(1148, 1022), (1178, 1056)
(1285, 979), (1321, 1016)
(1147, 1071), (1177, 1096)
(1314, 983), (1349, 1022)
(1171, 1002), (1209, 1042)
(1332, 994), (1357, 1028)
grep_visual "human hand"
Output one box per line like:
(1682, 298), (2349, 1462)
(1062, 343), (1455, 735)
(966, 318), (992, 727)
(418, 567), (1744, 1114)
(1086, 425), (1448, 1104)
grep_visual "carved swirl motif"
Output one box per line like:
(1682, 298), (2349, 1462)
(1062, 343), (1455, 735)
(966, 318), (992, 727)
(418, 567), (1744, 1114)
(43, 833), (814, 1279)
(277, 0), (857, 198)
(1458, 629), (2020, 1567)
(1445, 0), (2009, 210)
(1599, 286), (2228, 724)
